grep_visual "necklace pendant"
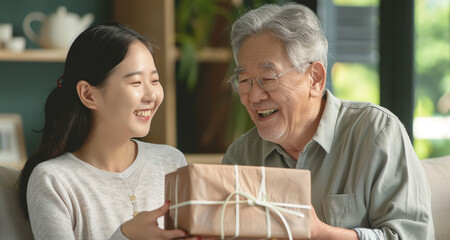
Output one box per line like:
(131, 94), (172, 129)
(129, 194), (137, 201)
(129, 194), (139, 217)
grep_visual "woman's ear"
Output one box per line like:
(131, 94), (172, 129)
(76, 80), (98, 110)
(309, 62), (326, 98)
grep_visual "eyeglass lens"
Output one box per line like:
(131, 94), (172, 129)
(232, 76), (278, 94)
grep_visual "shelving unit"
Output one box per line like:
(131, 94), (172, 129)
(0, 50), (66, 169)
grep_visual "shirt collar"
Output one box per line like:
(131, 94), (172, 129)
(312, 89), (341, 153)
(261, 135), (279, 159)
(260, 89), (341, 158)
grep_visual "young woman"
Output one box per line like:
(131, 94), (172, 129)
(19, 23), (196, 240)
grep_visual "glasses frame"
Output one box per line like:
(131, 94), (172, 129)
(227, 62), (312, 94)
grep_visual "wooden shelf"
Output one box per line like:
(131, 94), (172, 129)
(175, 47), (233, 63)
(0, 49), (67, 62)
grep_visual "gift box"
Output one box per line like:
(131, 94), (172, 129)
(165, 164), (311, 239)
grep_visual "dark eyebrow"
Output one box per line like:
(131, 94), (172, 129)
(123, 70), (158, 78)
(123, 71), (142, 78)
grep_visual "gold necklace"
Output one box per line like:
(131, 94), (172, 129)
(121, 140), (143, 217)
(78, 142), (144, 218)
(121, 168), (143, 217)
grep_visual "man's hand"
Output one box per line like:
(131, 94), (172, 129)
(310, 205), (359, 240)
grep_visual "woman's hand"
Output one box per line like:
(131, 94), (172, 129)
(121, 201), (198, 240)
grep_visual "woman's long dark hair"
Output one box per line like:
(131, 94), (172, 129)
(19, 23), (153, 217)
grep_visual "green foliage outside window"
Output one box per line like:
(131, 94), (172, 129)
(332, 63), (379, 104)
(413, 0), (450, 159)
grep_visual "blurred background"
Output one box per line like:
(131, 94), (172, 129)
(0, 0), (448, 163)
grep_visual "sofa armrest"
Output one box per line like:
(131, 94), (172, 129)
(0, 165), (34, 239)
(421, 155), (450, 240)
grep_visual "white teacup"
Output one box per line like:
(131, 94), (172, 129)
(0, 23), (13, 43)
(5, 37), (26, 52)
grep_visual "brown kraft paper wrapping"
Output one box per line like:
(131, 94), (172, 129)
(165, 164), (311, 239)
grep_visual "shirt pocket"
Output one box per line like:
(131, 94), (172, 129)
(321, 193), (357, 228)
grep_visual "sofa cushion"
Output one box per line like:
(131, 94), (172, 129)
(421, 155), (450, 240)
(0, 165), (33, 240)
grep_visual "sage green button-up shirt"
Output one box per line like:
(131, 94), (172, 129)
(222, 90), (434, 240)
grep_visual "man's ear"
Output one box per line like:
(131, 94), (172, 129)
(309, 61), (326, 98)
(76, 80), (98, 110)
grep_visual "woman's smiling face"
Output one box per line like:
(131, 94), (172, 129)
(93, 41), (163, 139)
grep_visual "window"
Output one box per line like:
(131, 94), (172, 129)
(319, 0), (380, 104)
(413, 0), (450, 159)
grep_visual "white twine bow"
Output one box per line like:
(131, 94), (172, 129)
(169, 165), (310, 240)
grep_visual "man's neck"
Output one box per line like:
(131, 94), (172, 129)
(279, 95), (327, 160)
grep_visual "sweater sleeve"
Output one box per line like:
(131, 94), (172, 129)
(110, 227), (129, 240)
(27, 165), (76, 240)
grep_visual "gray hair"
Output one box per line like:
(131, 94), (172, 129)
(231, 3), (328, 71)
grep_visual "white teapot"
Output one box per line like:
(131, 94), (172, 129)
(23, 6), (94, 49)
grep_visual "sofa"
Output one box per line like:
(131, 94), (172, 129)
(0, 165), (33, 240)
(421, 155), (450, 240)
(1, 156), (449, 240)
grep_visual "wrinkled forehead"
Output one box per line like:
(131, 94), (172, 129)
(234, 62), (277, 74)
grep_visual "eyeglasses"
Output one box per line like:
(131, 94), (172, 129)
(227, 62), (311, 94)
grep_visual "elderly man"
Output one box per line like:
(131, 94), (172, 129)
(222, 3), (434, 240)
